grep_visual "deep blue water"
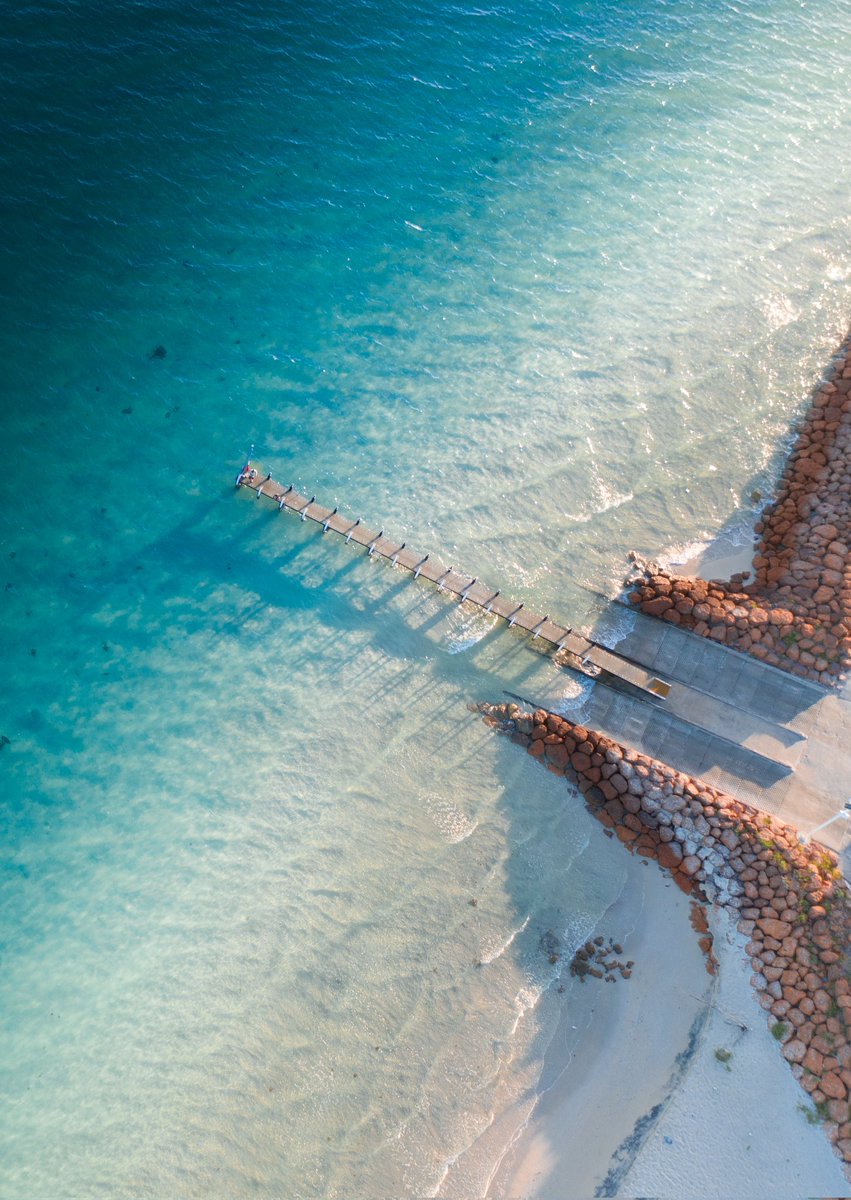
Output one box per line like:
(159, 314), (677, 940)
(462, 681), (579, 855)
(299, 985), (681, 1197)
(1, 1), (850, 1195)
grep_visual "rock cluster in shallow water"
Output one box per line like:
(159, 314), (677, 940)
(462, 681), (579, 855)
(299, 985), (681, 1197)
(627, 333), (851, 685)
(570, 935), (634, 983)
(477, 700), (851, 1170)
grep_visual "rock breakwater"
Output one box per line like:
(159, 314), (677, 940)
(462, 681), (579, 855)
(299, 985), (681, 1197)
(477, 700), (851, 1171)
(627, 332), (851, 686)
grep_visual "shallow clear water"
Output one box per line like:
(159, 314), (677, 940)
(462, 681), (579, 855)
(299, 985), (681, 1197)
(1, 1), (850, 1195)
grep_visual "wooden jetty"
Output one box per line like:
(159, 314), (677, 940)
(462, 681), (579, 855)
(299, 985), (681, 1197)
(234, 461), (672, 689)
(233, 460), (816, 785)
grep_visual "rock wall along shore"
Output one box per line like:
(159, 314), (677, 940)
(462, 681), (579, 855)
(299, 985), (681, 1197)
(628, 333), (851, 686)
(477, 700), (851, 1172)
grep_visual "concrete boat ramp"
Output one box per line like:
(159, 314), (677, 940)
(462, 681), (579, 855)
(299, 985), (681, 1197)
(581, 605), (820, 795)
(578, 598), (851, 861)
(234, 462), (826, 810)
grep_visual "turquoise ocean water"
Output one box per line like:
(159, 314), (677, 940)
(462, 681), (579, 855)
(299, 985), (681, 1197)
(1, 1), (850, 1195)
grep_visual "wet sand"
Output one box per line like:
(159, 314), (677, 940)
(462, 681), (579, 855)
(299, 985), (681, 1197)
(486, 852), (715, 1198)
(487, 861), (850, 1199)
(672, 531), (756, 584)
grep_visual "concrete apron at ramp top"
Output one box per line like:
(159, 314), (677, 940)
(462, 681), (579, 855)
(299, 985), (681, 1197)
(582, 604), (851, 859)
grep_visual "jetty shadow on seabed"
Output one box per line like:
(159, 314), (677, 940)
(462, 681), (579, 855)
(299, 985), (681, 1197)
(149, 487), (822, 796)
(84, 486), (577, 721)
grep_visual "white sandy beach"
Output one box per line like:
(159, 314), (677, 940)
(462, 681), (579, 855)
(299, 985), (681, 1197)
(622, 907), (851, 1199)
(671, 530), (756, 584)
(486, 848), (712, 1198)
(487, 850), (850, 1199)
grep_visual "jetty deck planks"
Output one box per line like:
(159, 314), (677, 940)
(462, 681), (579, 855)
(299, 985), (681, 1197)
(237, 462), (598, 671)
